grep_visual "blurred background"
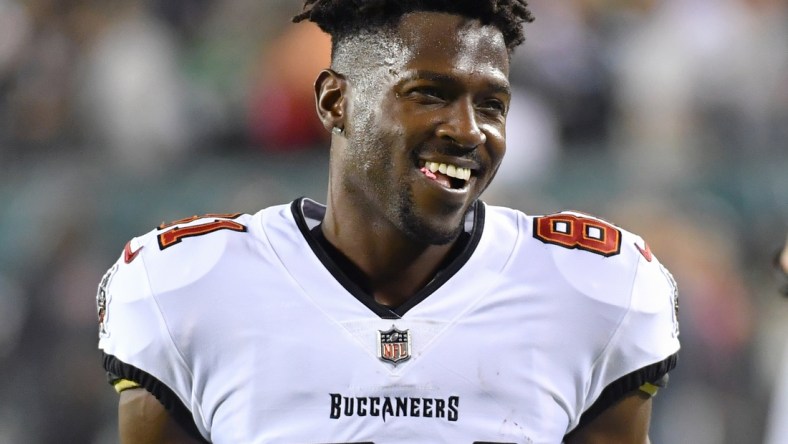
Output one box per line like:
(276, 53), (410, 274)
(0, 0), (785, 442)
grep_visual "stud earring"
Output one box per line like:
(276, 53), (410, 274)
(332, 127), (343, 135)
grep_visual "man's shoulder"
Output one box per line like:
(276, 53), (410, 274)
(108, 204), (295, 293)
(487, 207), (681, 365)
(520, 208), (679, 339)
(520, 208), (648, 264)
(485, 205), (647, 260)
(143, 203), (294, 254)
(132, 212), (255, 269)
(486, 206), (667, 307)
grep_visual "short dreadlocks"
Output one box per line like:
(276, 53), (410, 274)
(293, 0), (534, 55)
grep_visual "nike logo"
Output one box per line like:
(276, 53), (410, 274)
(124, 240), (143, 264)
(635, 241), (653, 262)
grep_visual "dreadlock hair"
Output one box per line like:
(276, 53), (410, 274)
(293, 0), (534, 56)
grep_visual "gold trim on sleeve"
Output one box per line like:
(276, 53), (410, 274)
(113, 379), (141, 393)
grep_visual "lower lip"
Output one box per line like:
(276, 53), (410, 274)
(418, 168), (471, 196)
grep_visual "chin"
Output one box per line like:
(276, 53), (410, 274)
(393, 185), (470, 245)
(399, 211), (465, 246)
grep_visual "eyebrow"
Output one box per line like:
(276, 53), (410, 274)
(401, 70), (511, 96)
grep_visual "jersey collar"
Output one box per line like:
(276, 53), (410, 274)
(291, 197), (485, 318)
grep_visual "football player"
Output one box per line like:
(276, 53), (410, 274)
(97, 1), (680, 442)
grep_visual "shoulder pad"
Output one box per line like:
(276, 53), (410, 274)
(121, 212), (253, 295)
(530, 210), (647, 308)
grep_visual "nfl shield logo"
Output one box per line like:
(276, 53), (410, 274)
(377, 326), (411, 364)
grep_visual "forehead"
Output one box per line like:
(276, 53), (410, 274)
(394, 11), (509, 78)
(347, 12), (509, 81)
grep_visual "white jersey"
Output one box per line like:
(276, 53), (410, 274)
(97, 198), (680, 444)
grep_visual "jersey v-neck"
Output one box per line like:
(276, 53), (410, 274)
(291, 198), (485, 319)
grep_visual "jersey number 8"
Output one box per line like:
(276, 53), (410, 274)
(533, 213), (621, 257)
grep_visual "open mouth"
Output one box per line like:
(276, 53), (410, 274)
(419, 160), (472, 190)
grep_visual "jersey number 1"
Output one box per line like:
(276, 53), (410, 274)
(157, 214), (246, 250)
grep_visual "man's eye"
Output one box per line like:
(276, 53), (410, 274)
(411, 87), (445, 100)
(479, 100), (506, 115)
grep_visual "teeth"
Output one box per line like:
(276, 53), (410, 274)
(423, 161), (471, 181)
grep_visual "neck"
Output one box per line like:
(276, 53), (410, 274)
(321, 204), (460, 308)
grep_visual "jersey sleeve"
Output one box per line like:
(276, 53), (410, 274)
(576, 239), (680, 429)
(96, 234), (207, 441)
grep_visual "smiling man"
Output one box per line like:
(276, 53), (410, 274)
(97, 1), (680, 443)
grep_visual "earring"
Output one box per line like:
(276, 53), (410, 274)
(332, 127), (343, 135)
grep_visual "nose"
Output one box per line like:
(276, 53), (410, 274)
(435, 98), (486, 149)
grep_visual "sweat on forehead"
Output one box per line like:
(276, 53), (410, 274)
(330, 13), (504, 75)
(330, 28), (409, 74)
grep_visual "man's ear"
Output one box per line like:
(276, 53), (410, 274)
(314, 69), (347, 133)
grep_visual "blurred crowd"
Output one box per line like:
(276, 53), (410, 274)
(0, 0), (786, 442)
